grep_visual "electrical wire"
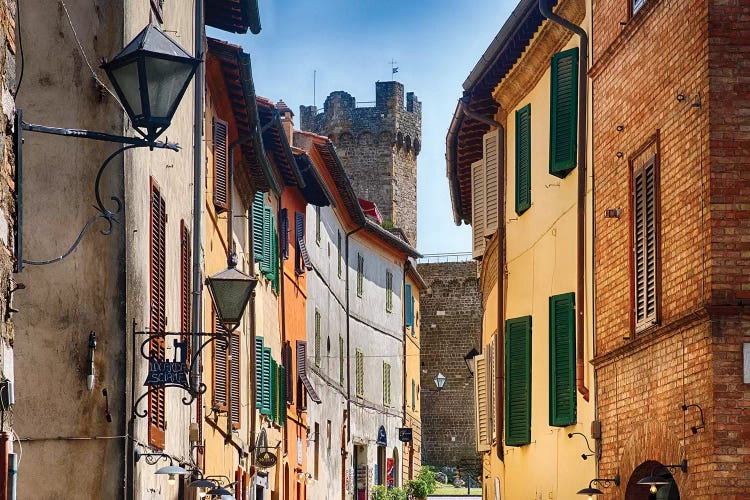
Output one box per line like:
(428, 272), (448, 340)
(11, 0), (22, 97)
(58, 0), (124, 110)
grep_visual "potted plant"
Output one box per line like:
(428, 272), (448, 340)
(406, 479), (429, 500)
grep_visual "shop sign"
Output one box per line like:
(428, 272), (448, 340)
(376, 426), (387, 447)
(144, 360), (188, 387)
(398, 428), (413, 443)
(257, 450), (277, 469)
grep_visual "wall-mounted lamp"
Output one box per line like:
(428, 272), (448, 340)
(576, 474), (620, 498)
(87, 331), (97, 390)
(464, 348), (479, 377)
(133, 447), (190, 485)
(604, 208), (622, 219)
(682, 403), (705, 434)
(567, 432), (595, 460)
(205, 253), (258, 333)
(14, 24), (199, 272)
(188, 478), (215, 498)
(636, 460), (687, 493)
(433, 372), (446, 391)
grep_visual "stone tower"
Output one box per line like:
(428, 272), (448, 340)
(300, 81), (421, 246)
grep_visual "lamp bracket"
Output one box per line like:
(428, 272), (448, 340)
(567, 432), (596, 460)
(134, 448), (175, 466)
(130, 320), (230, 420)
(682, 403), (705, 435)
(591, 473), (620, 488)
(14, 112), (180, 273)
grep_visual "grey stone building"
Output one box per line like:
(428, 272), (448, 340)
(300, 81), (421, 246)
(417, 261), (482, 474)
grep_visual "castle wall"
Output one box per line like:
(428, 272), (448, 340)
(417, 261), (482, 473)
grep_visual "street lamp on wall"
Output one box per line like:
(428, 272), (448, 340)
(464, 348), (479, 376)
(205, 253), (258, 333)
(134, 447), (190, 485)
(14, 24), (200, 273)
(433, 372), (446, 391)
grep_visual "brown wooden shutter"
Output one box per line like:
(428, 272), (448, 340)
(297, 340), (321, 404)
(471, 159), (486, 259)
(474, 353), (490, 451)
(180, 220), (191, 350)
(633, 157), (659, 330)
(483, 129), (500, 236)
(284, 342), (294, 405)
(213, 315), (228, 412)
(148, 179), (167, 449)
(230, 331), (241, 429)
(213, 117), (229, 212)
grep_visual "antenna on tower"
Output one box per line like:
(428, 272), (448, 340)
(313, 69), (317, 108)
(390, 59), (399, 79)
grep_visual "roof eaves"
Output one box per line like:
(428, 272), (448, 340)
(365, 220), (422, 259)
(237, 53), (281, 195)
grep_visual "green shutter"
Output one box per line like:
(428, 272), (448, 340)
(279, 365), (287, 426)
(405, 284), (414, 327)
(271, 222), (280, 293)
(411, 379), (416, 411)
(549, 48), (579, 178)
(260, 206), (272, 274)
(357, 254), (364, 297)
(549, 293), (576, 426)
(515, 105), (532, 215)
(255, 336), (264, 409)
(252, 192), (265, 262)
(261, 347), (271, 416)
(339, 336), (345, 386)
(271, 358), (278, 424)
(505, 316), (531, 446)
(383, 362), (391, 406)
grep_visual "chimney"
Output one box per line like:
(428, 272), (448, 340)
(276, 100), (294, 143)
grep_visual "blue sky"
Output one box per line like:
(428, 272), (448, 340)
(210, 0), (515, 254)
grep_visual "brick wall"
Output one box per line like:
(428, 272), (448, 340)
(592, 0), (750, 496)
(417, 261), (482, 472)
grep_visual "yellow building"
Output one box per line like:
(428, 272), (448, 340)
(446, 0), (596, 497)
(403, 260), (427, 482)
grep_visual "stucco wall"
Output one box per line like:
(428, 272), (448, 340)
(14, 1), (127, 498)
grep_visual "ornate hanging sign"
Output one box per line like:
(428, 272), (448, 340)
(131, 320), (229, 420)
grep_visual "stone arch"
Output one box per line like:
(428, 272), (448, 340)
(625, 461), (680, 500)
(338, 132), (353, 147)
(618, 420), (691, 497)
(357, 131), (374, 146)
(396, 131), (404, 150)
(404, 135), (412, 153)
(377, 130), (392, 147)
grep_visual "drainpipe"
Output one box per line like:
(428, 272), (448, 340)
(0, 431), (8, 500)
(496, 127), (506, 461)
(539, 0), (590, 401)
(402, 261), (408, 430)
(191, 0), (206, 410)
(459, 99), (502, 129)
(277, 195), (288, 458)
(344, 222), (365, 499)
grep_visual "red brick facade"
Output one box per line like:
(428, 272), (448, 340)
(592, 0), (750, 497)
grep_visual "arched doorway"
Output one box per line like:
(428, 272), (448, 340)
(626, 461), (680, 500)
(391, 447), (400, 487)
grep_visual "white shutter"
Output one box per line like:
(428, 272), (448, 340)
(472, 160), (486, 259)
(483, 129), (500, 236)
(474, 353), (490, 451)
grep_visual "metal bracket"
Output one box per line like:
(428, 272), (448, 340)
(131, 321), (228, 419)
(13, 110), (179, 272)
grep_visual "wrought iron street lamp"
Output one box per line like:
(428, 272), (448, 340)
(15, 24), (200, 272)
(101, 24), (200, 143)
(205, 254), (258, 333)
(134, 447), (190, 485)
(576, 474), (619, 499)
(636, 460), (687, 494)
